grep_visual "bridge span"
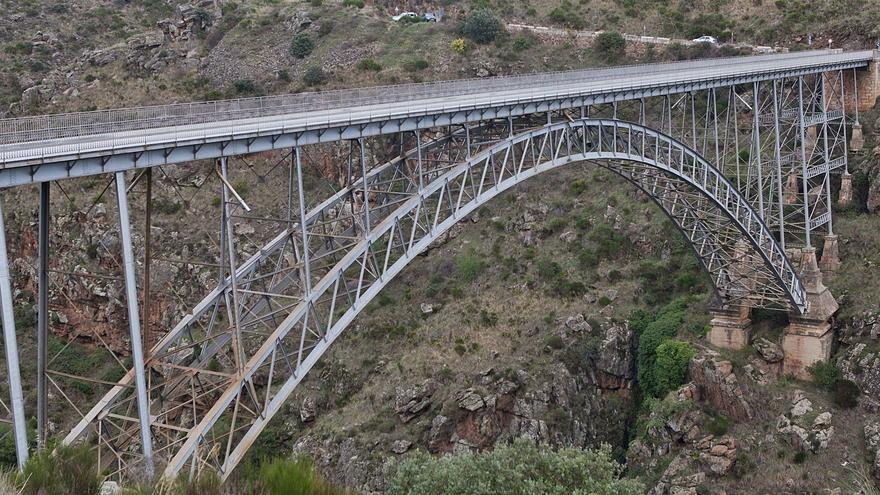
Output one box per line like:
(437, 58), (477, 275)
(0, 50), (874, 481)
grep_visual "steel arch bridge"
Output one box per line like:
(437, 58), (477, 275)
(0, 50), (873, 480)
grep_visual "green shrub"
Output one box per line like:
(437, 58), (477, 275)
(462, 10), (502, 44)
(833, 379), (859, 409)
(635, 298), (689, 397)
(342, 0), (364, 7)
(22, 444), (100, 495)
(258, 456), (350, 495)
(512, 35), (533, 52)
(302, 66), (326, 86)
(387, 439), (644, 495)
(536, 258), (562, 279)
(290, 33), (315, 58)
(553, 279), (586, 297)
(456, 252), (487, 283)
(590, 223), (630, 259)
(807, 360), (840, 391)
(403, 58), (430, 72)
(357, 59), (382, 72)
(578, 249), (598, 268)
(706, 413), (731, 436)
(232, 79), (259, 95)
(545, 335), (565, 350)
(793, 451), (807, 464)
(594, 31), (626, 62)
(653, 340), (696, 398)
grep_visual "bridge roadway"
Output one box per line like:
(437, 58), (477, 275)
(0, 50), (873, 187)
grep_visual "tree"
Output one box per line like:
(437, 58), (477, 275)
(290, 33), (314, 58)
(594, 31), (626, 61)
(653, 340), (696, 398)
(462, 10), (502, 44)
(302, 66), (326, 86)
(387, 439), (644, 495)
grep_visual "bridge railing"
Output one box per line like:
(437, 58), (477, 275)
(0, 50), (867, 146)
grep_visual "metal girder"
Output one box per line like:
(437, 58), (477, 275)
(87, 118), (803, 481)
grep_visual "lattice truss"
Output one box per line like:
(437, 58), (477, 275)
(47, 113), (818, 482)
(7, 70), (853, 482)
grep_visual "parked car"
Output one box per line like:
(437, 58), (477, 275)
(392, 12), (418, 21)
(422, 12), (437, 22)
(692, 35), (719, 45)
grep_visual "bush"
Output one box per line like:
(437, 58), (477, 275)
(512, 35), (533, 52)
(290, 33), (314, 58)
(357, 59), (382, 72)
(653, 340), (696, 398)
(387, 439), (644, 495)
(232, 79), (259, 95)
(456, 252), (487, 283)
(342, 0), (364, 7)
(258, 457), (350, 495)
(594, 31), (626, 62)
(635, 298), (689, 397)
(450, 38), (467, 54)
(22, 444), (100, 495)
(536, 258), (562, 279)
(833, 379), (859, 409)
(807, 360), (840, 391)
(461, 10), (502, 44)
(302, 66), (326, 86)
(545, 335), (565, 350)
(403, 59), (430, 72)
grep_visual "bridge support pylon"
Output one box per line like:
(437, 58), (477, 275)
(708, 306), (752, 350)
(838, 172), (853, 206)
(849, 122), (865, 151)
(783, 247), (839, 379)
(818, 234), (841, 276)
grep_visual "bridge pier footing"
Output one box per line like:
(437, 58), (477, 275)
(783, 247), (839, 379)
(708, 306), (751, 350)
(838, 172), (853, 206)
(850, 122), (865, 152)
(818, 234), (841, 276)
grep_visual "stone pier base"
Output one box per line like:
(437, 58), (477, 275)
(708, 307), (751, 350)
(784, 247), (839, 379)
(818, 234), (840, 276)
(850, 122), (865, 152)
(838, 172), (853, 206)
(782, 322), (834, 379)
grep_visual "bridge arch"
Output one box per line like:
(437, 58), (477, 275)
(144, 118), (807, 478)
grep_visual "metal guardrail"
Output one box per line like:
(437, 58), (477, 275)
(0, 50), (871, 147)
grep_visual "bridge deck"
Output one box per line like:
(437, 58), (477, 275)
(0, 50), (873, 169)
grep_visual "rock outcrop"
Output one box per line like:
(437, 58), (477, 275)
(688, 352), (755, 421)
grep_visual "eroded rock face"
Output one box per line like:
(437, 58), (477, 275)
(864, 422), (880, 479)
(594, 323), (635, 390)
(394, 379), (436, 423)
(838, 342), (880, 403)
(688, 352), (755, 421)
(776, 390), (834, 453)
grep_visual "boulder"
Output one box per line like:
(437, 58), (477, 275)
(754, 338), (784, 363)
(594, 323), (635, 390)
(454, 388), (485, 412)
(865, 422), (880, 479)
(394, 379), (436, 423)
(300, 397), (316, 423)
(390, 439), (412, 454)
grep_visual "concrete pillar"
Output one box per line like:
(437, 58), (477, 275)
(784, 171), (799, 205)
(707, 239), (752, 350)
(850, 122), (865, 152)
(783, 248), (839, 379)
(838, 172), (853, 206)
(818, 234), (840, 276)
(805, 125), (818, 156)
(708, 305), (751, 350)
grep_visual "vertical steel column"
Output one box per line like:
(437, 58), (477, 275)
(359, 139), (371, 234)
(771, 80), (786, 248)
(731, 87), (742, 191)
(819, 74), (833, 235)
(295, 148), (312, 294)
(797, 76), (812, 247)
(0, 194), (28, 470)
(752, 82), (765, 217)
(37, 182), (49, 450)
(113, 172), (154, 478)
(220, 158), (245, 372)
(142, 168), (152, 350)
(840, 69), (850, 172)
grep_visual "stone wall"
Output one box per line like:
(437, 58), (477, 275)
(837, 54), (880, 114)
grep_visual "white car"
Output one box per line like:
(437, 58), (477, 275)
(692, 35), (719, 45)
(392, 12), (418, 21)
